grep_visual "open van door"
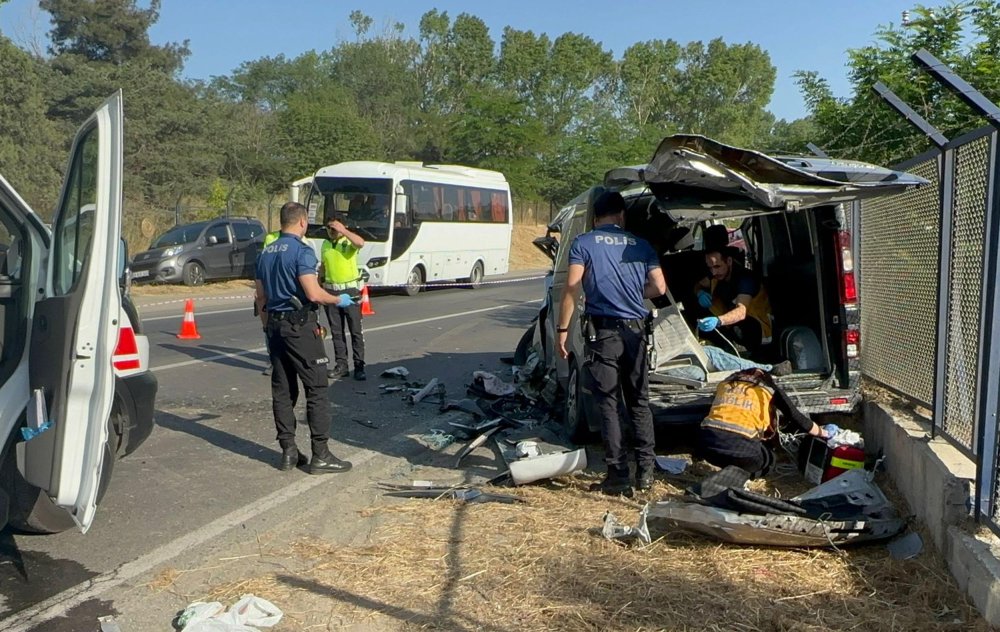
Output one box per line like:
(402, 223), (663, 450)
(19, 91), (124, 532)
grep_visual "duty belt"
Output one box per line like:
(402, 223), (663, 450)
(323, 280), (361, 292)
(589, 315), (645, 330)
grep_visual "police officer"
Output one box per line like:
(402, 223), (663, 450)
(320, 218), (366, 381)
(699, 368), (827, 478)
(258, 230), (282, 377)
(255, 202), (354, 474)
(557, 191), (667, 496)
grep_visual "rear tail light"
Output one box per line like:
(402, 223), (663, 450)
(113, 326), (141, 371)
(836, 231), (857, 307)
(829, 397), (849, 406)
(845, 327), (860, 359)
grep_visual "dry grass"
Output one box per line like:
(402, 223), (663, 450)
(196, 473), (986, 631)
(130, 279), (255, 297)
(509, 224), (551, 272)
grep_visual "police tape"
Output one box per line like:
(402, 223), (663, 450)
(133, 275), (549, 308)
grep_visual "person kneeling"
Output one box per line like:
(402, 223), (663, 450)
(698, 368), (826, 479)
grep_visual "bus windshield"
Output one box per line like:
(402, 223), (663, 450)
(310, 177), (392, 242)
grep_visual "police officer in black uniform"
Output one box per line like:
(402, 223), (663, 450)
(557, 191), (667, 496)
(255, 202), (355, 474)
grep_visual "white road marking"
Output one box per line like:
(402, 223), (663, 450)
(150, 300), (541, 373)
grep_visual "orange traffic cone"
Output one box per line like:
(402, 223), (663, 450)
(177, 298), (202, 339)
(360, 285), (375, 316)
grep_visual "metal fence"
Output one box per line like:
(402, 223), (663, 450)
(856, 50), (1000, 535)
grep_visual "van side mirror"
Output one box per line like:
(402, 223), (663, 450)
(207, 235), (218, 245)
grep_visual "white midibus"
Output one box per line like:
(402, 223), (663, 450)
(295, 161), (513, 295)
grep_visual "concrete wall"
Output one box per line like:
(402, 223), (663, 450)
(864, 402), (1000, 626)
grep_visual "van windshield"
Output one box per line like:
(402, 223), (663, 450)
(308, 177), (392, 242)
(152, 222), (207, 248)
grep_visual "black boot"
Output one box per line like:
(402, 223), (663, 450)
(309, 449), (353, 475)
(589, 467), (633, 497)
(636, 468), (655, 491)
(279, 446), (307, 471)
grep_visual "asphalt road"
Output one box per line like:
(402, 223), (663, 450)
(0, 275), (546, 630)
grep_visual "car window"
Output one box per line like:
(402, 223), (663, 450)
(232, 222), (263, 242)
(205, 224), (230, 244)
(53, 126), (98, 295)
(152, 223), (206, 248)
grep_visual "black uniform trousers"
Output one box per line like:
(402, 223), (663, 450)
(583, 320), (656, 479)
(698, 427), (775, 479)
(324, 301), (365, 371)
(266, 310), (331, 455)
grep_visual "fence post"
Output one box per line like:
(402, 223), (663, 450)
(931, 148), (956, 441)
(912, 47), (1000, 528)
(975, 132), (1000, 525)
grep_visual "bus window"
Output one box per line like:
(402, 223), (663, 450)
(312, 176), (392, 242)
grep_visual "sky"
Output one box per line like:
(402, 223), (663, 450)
(0, 0), (923, 121)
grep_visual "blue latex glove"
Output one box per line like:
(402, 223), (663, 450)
(697, 316), (720, 332)
(697, 290), (714, 309)
(337, 293), (356, 307)
(822, 423), (841, 439)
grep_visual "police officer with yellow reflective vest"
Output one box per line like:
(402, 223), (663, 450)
(320, 218), (367, 381)
(255, 202), (354, 474)
(557, 191), (667, 497)
(699, 368), (828, 479)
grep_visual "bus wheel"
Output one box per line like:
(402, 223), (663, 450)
(404, 266), (424, 297)
(466, 261), (484, 289)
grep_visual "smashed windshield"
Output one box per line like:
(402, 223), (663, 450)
(152, 222), (207, 248)
(310, 177), (392, 242)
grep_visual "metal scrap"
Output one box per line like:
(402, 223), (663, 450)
(382, 485), (524, 504)
(601, 506), (651, 545)
(408, 378), (440, 404)
(454, 426), (502, 467)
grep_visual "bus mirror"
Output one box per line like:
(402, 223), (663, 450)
(394, 194), (408, 219)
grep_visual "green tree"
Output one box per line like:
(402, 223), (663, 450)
(0, 35), (62, 214)
(796, 2), (1000, 164)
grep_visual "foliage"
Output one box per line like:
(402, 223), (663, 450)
(797, 1), (1000, 165)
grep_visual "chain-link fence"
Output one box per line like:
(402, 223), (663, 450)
(859, 155), (941, 407)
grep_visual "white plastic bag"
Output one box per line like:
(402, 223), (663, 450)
(179, 595), (283, 631)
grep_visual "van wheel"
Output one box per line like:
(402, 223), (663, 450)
(404, 266), (423, 297)
(563, 361), (589, 442)
(465, 261), (484, 289)
(183, 261), (205, 286)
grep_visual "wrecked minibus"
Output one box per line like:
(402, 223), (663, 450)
(523, 135), (928, 437)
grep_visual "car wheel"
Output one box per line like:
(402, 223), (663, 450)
(404, 266), (424, 297)
(183, 261), (205, 286)
(563, 360), (588, 442)
(465, 261), (484, 289)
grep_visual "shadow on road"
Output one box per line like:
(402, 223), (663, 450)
(157, 343), (267, 372)
(156, 410), (278, 467)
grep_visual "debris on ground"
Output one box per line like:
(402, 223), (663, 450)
(470, 370), (516, 397)
(888, 531), (924, 560)
(648, 468), (907, 548)
(98, 615), (123, 632)
(380, 366), (410, 378)
(417, 428), (455, 450)
(407, 378), (440, 404)
(601, 506), (651, 545)
(177, 594), (282, 631)
(353, 418), (381, 430)
(654, 455), (689, 474)
(379, 483), (524, 505)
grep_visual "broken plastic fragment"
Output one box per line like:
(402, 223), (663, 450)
(381, 366), (410, 378)
(601, 506), (651, 545)
(21, 421), (52, 441)
(654, 455), (688, 474)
